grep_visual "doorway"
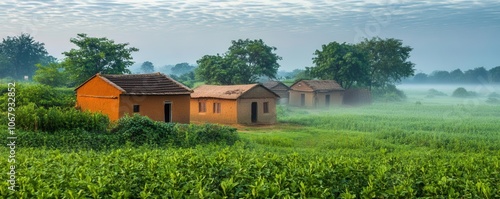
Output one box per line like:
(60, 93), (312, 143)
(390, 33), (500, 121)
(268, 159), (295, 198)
(164, 102), (172, 122)
(300, 94), (305, 106)
(325, 94), (330, 107)
(251, 102), (257, 123)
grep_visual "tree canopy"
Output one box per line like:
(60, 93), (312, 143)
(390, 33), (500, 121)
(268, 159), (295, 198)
(0, 33), (53, 79)
(62, 33), (139, 86)
(309, 37), (415, 90)
(140, 61), (155, 73)
(311, 42), (368, 89)
(171, 62), (195, 75)
(196, 39), (281, 85)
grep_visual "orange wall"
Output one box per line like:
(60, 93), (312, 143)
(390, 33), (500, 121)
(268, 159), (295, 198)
(76, 76), (122, 121)
(120, 95), (191, 123)
(190, 98), (238, 124)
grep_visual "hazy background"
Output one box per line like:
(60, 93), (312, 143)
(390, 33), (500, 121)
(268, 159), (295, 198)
(1, 0), (499, 73)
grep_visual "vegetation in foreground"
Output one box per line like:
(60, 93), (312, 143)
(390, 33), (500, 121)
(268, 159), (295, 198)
(1, 100), (500, 198)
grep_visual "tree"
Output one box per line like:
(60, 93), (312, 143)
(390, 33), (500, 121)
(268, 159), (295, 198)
(429, 71), (451, 83)
(0, 33), (52, 79)
(196, 39), (281, 85)
(358, 37), (415, 90)
(412, 73), (428, 83)
(171, 62), (195, 75)
(310, 42), (368, 89)
(62, 33), (139, 86)
(490, 66), (500, 83)
(464, 67), (489, 83)
(449, 69), (464, 83)
(33, 62), (68, 87)
(140, 61), (155, 73)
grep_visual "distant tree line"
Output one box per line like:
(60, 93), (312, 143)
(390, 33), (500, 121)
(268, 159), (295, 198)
(407, 66), (500, 84)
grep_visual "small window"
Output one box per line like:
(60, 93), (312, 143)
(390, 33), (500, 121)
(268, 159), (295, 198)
(213, 102), (221, 113)
(263, 102), (269, 113)
(198, 102), (206, 113)
(133, 105), (140, 113)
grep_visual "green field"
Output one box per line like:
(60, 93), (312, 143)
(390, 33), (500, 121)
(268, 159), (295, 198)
(1, 86), (500, 198)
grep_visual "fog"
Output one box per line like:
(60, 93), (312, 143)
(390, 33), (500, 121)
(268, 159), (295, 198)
(397, 83), (500, 96)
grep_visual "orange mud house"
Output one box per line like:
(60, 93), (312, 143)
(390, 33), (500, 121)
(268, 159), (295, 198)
(289, 80), (344, 108)
(75, 73), (192, 123)
(190, 84), (279, 125)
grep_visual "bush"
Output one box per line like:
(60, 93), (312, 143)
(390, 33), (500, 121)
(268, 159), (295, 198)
(372, 84), (406, 102)
(0, 83), (75, 112)
(488, 92), (500, 98)
(111, 114), (239, 147)
(16, 103), (109, 133)
(452, 87), (476, 98)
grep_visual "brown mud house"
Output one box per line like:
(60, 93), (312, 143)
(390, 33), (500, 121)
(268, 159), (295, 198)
(289, 80), (344, 108)
(262, 80), (290, 104)
(190, 84), (280, 125)
(75, 73), (192, 123)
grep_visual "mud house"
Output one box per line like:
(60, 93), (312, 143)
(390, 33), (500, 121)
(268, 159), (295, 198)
(190, 84), (279, 125)
(289, 80), (344, 108)
(75, 73), (192, 123)
(262, 80), (290, 104)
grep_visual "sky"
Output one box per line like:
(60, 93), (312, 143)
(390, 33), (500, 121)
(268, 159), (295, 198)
(1, 0), (499, 74)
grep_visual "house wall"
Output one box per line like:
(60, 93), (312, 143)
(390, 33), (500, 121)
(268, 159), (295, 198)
(289, 90), (315, 108)
(190, 98), (238, 124)
(76, 76), (122, 121)
(119, 95), (191, 123)
(315, 91), (344, 108)
(237, 98), (277, 124)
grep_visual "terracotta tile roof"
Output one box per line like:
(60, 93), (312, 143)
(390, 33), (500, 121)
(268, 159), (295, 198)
(293, 80), (344, 91)
(191, 84), (278, 99)
(98, 73), (192, 95)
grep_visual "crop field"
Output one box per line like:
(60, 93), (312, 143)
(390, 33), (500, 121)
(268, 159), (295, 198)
(1, 86), (500, 198)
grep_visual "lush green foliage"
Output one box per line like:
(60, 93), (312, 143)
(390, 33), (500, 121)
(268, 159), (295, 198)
(2, 88), (500, 198)
(410, 66), (500, 84)
(33, 62), (69, 87)
(309, 37), (415, 90)
(311, 41), (368, 89)
(0, 33), (54, 79)
(196, 39), (281, 84)
(140, 61), (155, 73)
(62, 33), (139, 86)
(452, 87), (477, 98)
(0, 83), (75, 111)
(371, 84), (406, 102)
(14, 103), (109, 133)
(111, 114), (239, 147)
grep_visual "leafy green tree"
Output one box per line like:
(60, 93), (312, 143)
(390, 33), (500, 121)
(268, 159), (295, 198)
(412, 73), (428, 83)
(196, 39), (281, 85)
(429, 71), (451, 83)
(171, 62), (195, 75)
(140, 61), (155, 73)
(358, 37), (415, 90)
(310, 42), (368, 89)
(33, 62), (68, 87)
(464, 67), (489, 83)
(0, 33), (52, 79)
(449, 69), (464, 83)
(62, 33), (139, 86)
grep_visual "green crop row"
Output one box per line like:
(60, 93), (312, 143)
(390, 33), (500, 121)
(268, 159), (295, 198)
(0, 144), (499, 198)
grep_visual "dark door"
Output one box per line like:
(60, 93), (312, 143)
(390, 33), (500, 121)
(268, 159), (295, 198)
(300, 94), (305, 106)
(164, 102), (172, 122)
(251, 102), (257, 123)
(325, 95), (330, 107)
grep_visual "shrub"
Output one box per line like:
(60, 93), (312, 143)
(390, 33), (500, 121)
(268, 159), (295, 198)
(452, 87), (474, 98)
(0, 83), (75, 112)
(16, 103), (109, 133)
(111, 114), (239, 147)
(372, 84), (406, 102)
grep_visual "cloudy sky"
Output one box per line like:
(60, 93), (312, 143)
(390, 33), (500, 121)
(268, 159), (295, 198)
(1, 0), (499, 74)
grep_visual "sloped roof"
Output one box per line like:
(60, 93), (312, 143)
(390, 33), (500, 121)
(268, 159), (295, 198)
(291, 80), (344, 91)
(262, 81), (289, 90)
(76, 73), (192, 95)
(191, 84), (279, 99)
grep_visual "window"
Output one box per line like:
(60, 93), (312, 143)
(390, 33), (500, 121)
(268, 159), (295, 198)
(198, 102), (206, 113)
(213, 102), (221, 113)
(133, 105), (140, 112)
(263, 102), (269, 113)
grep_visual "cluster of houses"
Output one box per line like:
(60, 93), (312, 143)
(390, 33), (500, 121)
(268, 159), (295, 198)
(75, 73), (368, 125)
